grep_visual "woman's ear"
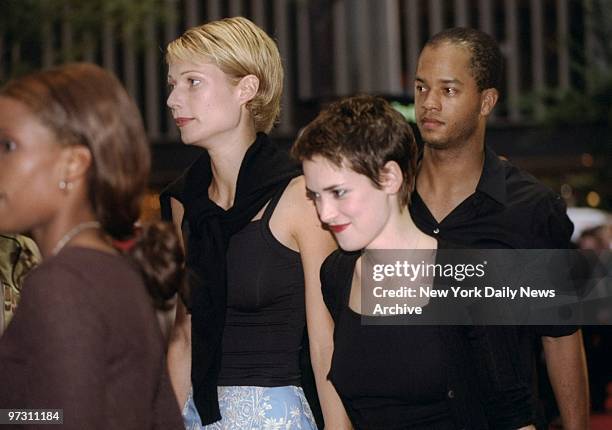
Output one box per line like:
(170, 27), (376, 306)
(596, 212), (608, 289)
(62, 146), (92, 182)
(379, 161), (403, 195)
(237, 74), (259, 105)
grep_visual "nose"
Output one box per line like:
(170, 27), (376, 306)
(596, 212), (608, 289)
(316, 197), (337, 225)
(166, 87), (181, 111)
(420, 89), (441, 112)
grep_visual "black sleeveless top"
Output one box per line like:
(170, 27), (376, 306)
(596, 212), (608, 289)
(324, 251), (454, 430)
(217, 186), (305, 387)
(321, 246), (535, 430)
(330, 308), (453, 429)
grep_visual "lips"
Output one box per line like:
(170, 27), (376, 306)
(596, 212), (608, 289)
(420, 117), (444, 130)
(328, 223), (350, 234)
(174, 117), (193, 127)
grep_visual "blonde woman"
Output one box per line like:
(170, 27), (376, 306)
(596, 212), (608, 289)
(162, 17), (349, 429)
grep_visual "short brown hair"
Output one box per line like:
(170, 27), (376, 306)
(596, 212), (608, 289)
(166, 16), (283, 133)
(292, 95), (418, 207)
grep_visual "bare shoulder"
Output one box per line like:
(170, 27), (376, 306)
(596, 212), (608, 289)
(284, 176), (308, 203)
(277, 176), (321, 230)
(268, 175), (332, 253)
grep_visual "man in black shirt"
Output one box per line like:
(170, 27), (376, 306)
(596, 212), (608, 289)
(410, 27), (589, 429)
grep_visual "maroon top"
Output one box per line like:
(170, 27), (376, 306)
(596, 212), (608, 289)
(0, 247), (183, 429)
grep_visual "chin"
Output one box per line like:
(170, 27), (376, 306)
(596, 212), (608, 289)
(423, 139), (451, 150)
(178, 133), (197, 146)
(338, 244), (362, 252)
(336, 237), (368, 252)
(177, 127), (206, 144)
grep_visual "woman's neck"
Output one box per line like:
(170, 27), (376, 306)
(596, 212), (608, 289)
(206, 127), (258, 210)
(34, 205), (107, 258)
(367, 206), (434, 250)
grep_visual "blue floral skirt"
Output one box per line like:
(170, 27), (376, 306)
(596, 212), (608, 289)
(183, 386), (317, 430)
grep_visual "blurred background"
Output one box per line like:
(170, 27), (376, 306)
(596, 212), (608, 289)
(1, 0), (610, 215)
(1, 0), (611, 425)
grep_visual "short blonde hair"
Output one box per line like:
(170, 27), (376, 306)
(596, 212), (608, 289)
(166, 17), (283, 133)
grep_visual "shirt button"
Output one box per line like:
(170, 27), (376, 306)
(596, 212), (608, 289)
(447, 389), (454, 399)
(433, 228), (440, 234)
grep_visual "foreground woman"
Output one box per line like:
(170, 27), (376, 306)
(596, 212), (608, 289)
(0, 63), (184, 429)
(292, 95), (536, 430)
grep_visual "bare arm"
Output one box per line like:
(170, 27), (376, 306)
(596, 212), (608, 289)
(167, 300), (192, 408)
(542, 330), (589, 430)
(166, 197), (192, 409)
(156, 298), (178, 345)
(290, 179), (352, 429)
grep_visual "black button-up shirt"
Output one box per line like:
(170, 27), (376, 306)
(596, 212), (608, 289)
(410, 145), (574, 251)
(410, 145), (577, 428)
(411, 145), (576, 340)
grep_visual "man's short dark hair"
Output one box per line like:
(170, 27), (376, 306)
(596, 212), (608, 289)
(426, 27), (503, 92)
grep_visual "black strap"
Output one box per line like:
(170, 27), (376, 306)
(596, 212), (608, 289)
(261, 182), (289, 224)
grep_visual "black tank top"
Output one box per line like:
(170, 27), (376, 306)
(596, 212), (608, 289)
(330, 309), (454, 429)
(218, 186), (305, 387)
(325, 252), (455, 430)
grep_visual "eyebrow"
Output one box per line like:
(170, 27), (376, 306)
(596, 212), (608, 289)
(440, 78), (463, 85)
(167, 70), (206, 80)
(415, 76), (463, 86)
(180, 70), (206, 76)
(306, 184), (344, 194)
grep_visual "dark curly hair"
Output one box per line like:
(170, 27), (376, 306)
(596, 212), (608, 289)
(291, 95), (418, 208)
(426, 27), (503, 92)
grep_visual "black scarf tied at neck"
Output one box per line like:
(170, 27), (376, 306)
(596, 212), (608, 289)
(159, 133), (301, 424)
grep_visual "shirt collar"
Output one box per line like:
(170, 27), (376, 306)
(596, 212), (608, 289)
(475, 145), (507, 205)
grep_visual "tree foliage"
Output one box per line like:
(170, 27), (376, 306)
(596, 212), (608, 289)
(0, 0), (172, 79)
